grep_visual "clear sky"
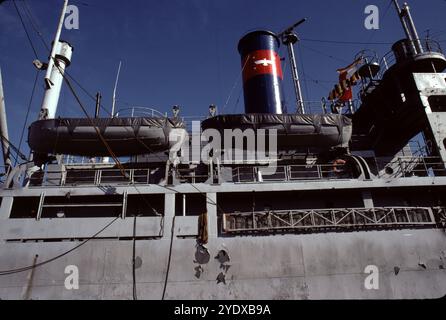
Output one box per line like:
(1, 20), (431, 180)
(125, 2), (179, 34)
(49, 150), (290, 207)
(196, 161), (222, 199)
(0, 0), (445, 162)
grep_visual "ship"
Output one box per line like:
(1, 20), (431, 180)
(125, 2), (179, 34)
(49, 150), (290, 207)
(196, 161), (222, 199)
(0, 0), (445, 300)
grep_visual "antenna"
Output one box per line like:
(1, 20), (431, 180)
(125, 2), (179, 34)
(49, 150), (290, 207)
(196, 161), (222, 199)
(111, 61), (122, 118)
(278, 18), (307, 114)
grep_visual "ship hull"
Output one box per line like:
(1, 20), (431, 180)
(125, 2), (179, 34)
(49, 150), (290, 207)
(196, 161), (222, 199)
(1, 228), (445, 299)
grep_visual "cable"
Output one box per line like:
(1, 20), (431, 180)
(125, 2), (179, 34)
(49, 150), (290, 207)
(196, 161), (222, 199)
(0, 215), (120, 276)
(22, 0), (50, 52)
(301, 38), (393, 45)
(65, 71), (113, 117)
(132, 214), (138, 300)
(161, 215), (175, 300)
(12, 0), (39, 59)
(300, 44), (349, 64)
(14, 70), (39, 167)
(221, 54), (250, 113)
(297, 42), (310, 107)
(363, 0), (393, 51)
(0, 134), (28, 161)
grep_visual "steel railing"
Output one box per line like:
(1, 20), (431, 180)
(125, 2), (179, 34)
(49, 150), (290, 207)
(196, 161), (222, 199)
(222, 206), (439, 234)
(378, 38), (444, 79)
(232, 163), (354, 183)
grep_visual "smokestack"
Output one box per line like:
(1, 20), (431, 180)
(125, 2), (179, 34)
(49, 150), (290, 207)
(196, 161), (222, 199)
(238, 30), (285, 114)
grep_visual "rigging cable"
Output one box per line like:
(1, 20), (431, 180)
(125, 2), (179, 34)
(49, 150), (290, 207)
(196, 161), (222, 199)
(297, 42), (310, 110)
(363, 0), (393, 51)
(22, 0), (50, 52)
(14, 70), (40, 167)
(161, 215), (175, 300)
(221, 54), (250, 113)
(299, 44), (349, 64)
(0, 134), (28, 162)
(132, 214), (138, 300)
(12, 0), (39, 59)
(300, 38), (394, 45)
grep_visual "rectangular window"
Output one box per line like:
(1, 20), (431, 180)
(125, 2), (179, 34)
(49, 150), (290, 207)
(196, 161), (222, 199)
(10, 197), (40, 219)
(428, 95), (446, 112)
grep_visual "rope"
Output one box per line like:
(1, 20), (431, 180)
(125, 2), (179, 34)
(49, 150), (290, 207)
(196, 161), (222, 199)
(12, 0), (39, 59)
(221, 54), (250, 113)
(132, 214), (138, 300)
(15, 70), (39, 166)
(0, 216), (120, 276)
(22, 0), (50, 52)
(161, 215), (175, 300)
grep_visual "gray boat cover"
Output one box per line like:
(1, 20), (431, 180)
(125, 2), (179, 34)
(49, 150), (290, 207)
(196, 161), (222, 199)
(201, 113), (352, 149)
(28, 117), (185, 157)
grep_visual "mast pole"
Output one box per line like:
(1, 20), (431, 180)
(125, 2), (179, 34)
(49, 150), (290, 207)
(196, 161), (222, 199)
(111, 61), (122, 118)
(95, 92), (102, 118)
(279, 18), (307, 114)
(0, 68), (12, 171)
(39, 0), (72, 120)
(392, 0), (418, 54)
(286, 41), (305, 114)
(401, 2), (423, 54)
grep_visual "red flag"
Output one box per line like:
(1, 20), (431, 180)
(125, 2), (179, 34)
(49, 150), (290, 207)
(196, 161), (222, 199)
(337, 58), (362, 102)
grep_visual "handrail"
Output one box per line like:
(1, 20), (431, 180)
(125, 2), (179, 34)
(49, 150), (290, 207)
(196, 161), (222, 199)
(114, 106), (166, 118)
(222, 206), (439, 233)
(377, 38), (444, 79)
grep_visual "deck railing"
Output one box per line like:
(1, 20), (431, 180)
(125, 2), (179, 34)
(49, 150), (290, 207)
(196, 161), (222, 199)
(222, 206), (440, 234)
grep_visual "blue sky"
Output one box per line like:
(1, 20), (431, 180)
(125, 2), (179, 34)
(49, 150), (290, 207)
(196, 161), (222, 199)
(0, 0), (445, 161)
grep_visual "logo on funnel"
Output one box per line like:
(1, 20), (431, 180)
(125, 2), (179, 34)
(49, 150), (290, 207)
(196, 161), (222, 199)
(242, 50), (283, 82)
(254, 58), (274, 67)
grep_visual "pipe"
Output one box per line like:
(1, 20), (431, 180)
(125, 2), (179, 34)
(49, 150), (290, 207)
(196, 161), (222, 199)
(0, 67), (12, 170)
(402, 2), (423, 54)
(392, 0), (417, 55)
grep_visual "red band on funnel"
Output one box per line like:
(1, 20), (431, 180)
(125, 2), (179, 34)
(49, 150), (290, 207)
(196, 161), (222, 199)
(242, 50), (283, 83)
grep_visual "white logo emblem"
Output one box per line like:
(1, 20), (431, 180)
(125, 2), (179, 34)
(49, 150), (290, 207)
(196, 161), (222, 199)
(254, 58), (274, 66)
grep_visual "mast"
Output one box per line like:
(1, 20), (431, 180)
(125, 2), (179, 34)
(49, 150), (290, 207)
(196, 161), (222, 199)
(111, 61), (122, 117)
(95, 92), (102, 118)
(392, 0), (423, 54)
(401, 2), (423, 54)
(39, 0), (73, 120)
(278, 18), (307, 114)
(0, 68), (12, 171)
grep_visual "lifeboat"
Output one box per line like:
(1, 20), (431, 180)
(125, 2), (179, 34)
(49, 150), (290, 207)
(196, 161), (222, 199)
(201, 113), (352, 150)
(28, 117), (186, 157)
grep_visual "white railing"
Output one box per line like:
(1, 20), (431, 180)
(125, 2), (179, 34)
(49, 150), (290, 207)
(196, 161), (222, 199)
(114, 106), (167, 118)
